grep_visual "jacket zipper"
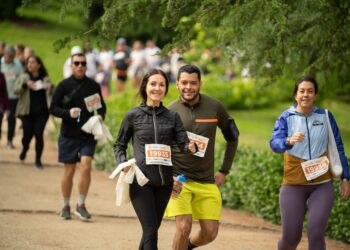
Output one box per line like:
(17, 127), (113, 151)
(190, 106), (195, 130)
(305, 116), (314, 182)
(305, 116), (312, 160)
(152, 108), (164, 185)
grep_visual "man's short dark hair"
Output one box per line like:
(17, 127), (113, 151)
(70, 53), (86, 64)
(177, 64), (201, 81)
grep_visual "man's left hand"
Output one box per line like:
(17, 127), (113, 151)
(214, 172), (226, 187)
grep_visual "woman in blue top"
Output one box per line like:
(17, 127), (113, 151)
(270, 76), (350, 250)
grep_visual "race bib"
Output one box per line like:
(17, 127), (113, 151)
(301, 156), (329, 181)
(84, 93), (102, 112)
(186, 131), (209, 157)
(145, 144), (172, 166)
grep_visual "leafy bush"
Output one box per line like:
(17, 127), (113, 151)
(326, 184), (350, 243)
(220, 145), (283, 224)
(200, 75), (286, 110)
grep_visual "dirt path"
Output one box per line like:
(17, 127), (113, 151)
(0, 123), (349, 250)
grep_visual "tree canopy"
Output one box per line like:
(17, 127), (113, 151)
(23, 0), (350, 92)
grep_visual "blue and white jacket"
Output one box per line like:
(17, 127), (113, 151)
(270, 105), (349, 180)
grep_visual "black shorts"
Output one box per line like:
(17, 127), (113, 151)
(117, 75), (127, 81)
(58, 135), (97, 163)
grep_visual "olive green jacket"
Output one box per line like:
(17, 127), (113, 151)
(13, 73), (54, 117)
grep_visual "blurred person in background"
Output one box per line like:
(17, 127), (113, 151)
(113, 37), (130, 92)
(96, 41), (114, 98)
(0, 45), (24, 149)
(0, 72), (10, 142)
(51, 53), (106, 221)
(15, 43), (26, 66)
(0, 40), (7, 68)
(144, 39), (161, 70)
(128, 40), (148, 88)
(82, 40), (99, 79)
(14, 55), (54, 168)
(24, 47), (35, 61)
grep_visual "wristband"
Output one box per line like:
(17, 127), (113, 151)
(219, 169), (229, 175)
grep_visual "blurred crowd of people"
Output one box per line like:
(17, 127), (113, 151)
(62, 38), (186, 97)
(0, 37), (228, 162)
(0, 40), (53, 168)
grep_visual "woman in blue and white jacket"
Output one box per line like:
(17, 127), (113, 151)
(270, 76), (350, 250)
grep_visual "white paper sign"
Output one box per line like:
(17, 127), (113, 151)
(34, 80), (44, 91)
(186, 131), (209, 157)
(145, 144), (172, 166)
(301, 156), (329, 181)
(84, 93), (102, 112)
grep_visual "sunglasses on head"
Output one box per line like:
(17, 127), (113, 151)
(73, 61), (87, 66)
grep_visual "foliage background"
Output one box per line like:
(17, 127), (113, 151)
(1, 1), (350, 244)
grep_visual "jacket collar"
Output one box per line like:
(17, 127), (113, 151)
(139, 102), (166, 115)
(288, 104), (318, 117)
(179, 94), (202, 108)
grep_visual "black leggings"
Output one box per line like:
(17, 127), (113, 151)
(21, 114), (49, 162)
(7, 99), (18, 142)
(130, 181), (173, 250)
(0, 112), (3, 140)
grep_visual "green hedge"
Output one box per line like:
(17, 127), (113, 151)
(220, 145), (283, 224)
(200, 75), (282, 110)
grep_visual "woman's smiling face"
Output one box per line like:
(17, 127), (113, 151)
(146, 74), (167, 106)
(294, 81), (317, 111)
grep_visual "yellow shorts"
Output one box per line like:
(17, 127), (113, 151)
(164, 182), (222, 220)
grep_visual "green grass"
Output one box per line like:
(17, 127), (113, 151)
(232, 102), (350, 154)
(231, 104), (285, 151)
(1, 5), (86, 84)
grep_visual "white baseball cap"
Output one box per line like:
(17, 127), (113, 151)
(70, 46), (82, 55)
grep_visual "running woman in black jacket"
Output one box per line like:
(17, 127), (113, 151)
(114, 69), (197, 250)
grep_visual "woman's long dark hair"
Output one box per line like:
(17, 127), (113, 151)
(25, 55), (48, 79)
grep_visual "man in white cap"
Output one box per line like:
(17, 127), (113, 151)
(63, 46), (82, 79)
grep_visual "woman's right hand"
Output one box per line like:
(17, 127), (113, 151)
(69, 107), (81, 118)
(26, 80), (36, 90)
(122, 165), (131, 172)
(287, 132), (305, 146)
